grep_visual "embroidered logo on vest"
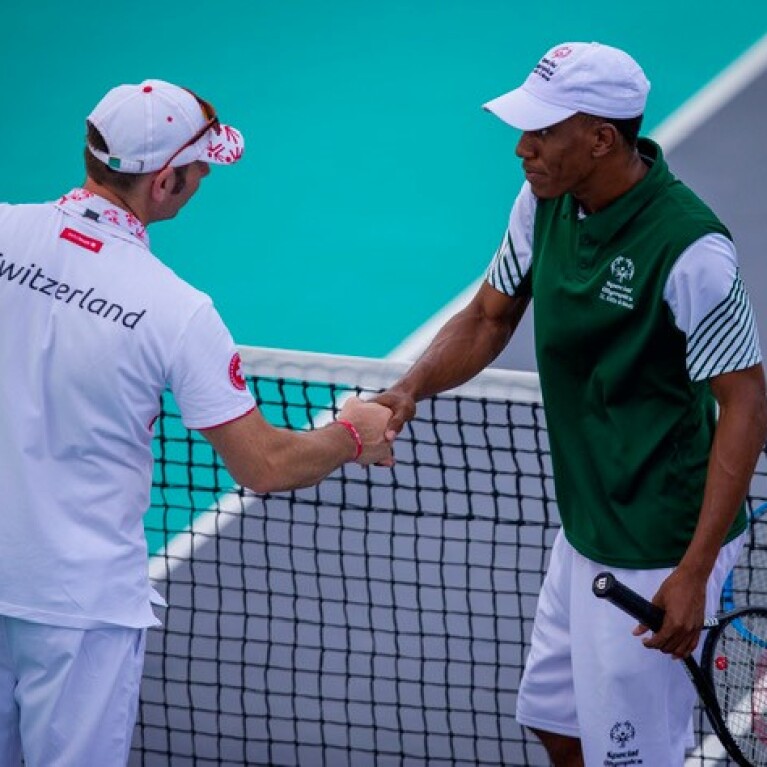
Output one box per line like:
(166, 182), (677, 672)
(599, 256), (635, 310)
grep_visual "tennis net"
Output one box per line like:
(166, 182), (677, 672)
(131, 345), (767, 767)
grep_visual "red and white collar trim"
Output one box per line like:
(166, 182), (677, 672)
(55, 188), (150, 247)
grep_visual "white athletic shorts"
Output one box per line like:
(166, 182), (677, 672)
(516, 530), (745, 767)
(0, 617), (146, 767)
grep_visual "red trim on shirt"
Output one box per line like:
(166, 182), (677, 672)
(197, 406), (257, 431)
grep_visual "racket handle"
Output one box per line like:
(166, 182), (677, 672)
(593, 572), (665, 632)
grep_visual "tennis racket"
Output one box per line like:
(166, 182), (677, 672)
(593, 571), (767, 767)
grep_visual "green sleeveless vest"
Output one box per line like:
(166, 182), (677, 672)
(531, 138), (746, 567)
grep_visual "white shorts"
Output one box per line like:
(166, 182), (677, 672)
(516, 530), (744, 767)
(0, 617), (145, 767)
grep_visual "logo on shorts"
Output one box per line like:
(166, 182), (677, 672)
(609, 720), (636, 748)
(229, 352), (246, 390)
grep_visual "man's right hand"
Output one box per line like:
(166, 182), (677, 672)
(337, 397), (395, 467)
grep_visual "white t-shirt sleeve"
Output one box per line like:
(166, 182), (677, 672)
(664, 233), (762, 381)
(168, 301), (256, 429)
(485, 182), (537, 296)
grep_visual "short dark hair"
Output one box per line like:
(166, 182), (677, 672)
(581, 113), (644, 148)
(84, 121), (144, 192)
(85, 121), (189, 194)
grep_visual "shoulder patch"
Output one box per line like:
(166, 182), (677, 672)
(228, 352), (246, 391)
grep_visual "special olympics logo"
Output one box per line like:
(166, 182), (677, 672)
(552, 46), (573, 58)
(610, 256), (635, 284)
(229, 352), (246, 391)
(610, 721), (636, 748)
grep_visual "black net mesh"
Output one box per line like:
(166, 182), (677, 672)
(131, 358), (767, 766)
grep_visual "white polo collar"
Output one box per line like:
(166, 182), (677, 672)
(55, 188), (150, 248)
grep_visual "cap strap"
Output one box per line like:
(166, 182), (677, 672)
(87, 145), (146, 173)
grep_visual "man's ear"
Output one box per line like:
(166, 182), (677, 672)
(592, 122), (619, 159)
(150, 167), (176, 203)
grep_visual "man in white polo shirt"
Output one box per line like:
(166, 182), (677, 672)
(0, 79), (393, 766)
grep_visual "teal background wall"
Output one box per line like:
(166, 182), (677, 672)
(3, 2), (766, 357)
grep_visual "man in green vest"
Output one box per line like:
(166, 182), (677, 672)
(376, 42), (767, 765)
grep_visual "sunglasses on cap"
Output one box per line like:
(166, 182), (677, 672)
(158, 89), (220, 173)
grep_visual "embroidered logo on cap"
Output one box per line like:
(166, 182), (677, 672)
(532, 45), (574, 82)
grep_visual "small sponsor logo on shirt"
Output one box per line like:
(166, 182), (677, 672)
(229, 353), (246, 390)
(60, 227), (103, 253)
(599, 255), (635, 310)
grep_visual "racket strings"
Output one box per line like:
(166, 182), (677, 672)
(710, 612), (767, 765)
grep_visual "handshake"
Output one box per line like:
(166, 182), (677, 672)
(335, 392), (409, 467)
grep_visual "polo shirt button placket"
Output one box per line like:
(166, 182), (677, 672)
(579, 233), (596, 270)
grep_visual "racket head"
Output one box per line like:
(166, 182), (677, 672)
(700, 606), (767, 767)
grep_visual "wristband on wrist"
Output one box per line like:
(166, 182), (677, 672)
(334, 419), (363, 460)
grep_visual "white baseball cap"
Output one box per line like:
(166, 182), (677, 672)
(87, 79), (245, 173)
(483, 42), (650, 131)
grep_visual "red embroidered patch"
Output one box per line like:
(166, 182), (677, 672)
(229, 352), (246, 390)
(60, 228), (103, 253)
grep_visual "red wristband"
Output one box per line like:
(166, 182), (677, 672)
(335, 419), (363, 460)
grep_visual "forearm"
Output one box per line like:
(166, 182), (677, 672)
(679, 369), (767, 579)
(203, 399), (392, 494)
(642, 367), (766, 657)
(679, 397), (767, 578)
(237, 422), (356, 493)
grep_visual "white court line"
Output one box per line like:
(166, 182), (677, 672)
(653, 31), (767, 153)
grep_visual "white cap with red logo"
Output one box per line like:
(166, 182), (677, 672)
(483, 42), (650, 132)
(86, 79), (244, 173)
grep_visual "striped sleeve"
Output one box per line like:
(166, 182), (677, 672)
(485, 182), (536, 296)
(664, 233), (762, 381)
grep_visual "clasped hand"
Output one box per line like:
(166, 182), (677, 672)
(337, 397), (396, 466)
